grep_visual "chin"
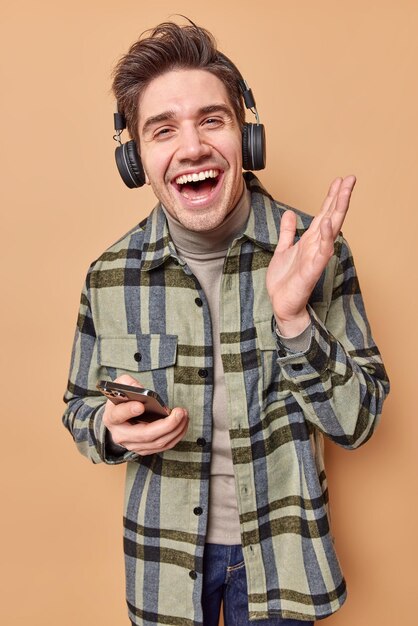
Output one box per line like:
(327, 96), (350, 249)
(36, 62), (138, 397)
(175, 207), (228, 232)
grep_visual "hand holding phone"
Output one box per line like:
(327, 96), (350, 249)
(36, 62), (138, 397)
(100, 375), (189, 456)
(97, 380), (170, 423)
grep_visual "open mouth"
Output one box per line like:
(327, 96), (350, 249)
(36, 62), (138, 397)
(173, 169), (221, 200)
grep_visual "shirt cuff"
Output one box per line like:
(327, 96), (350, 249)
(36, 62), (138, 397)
(275, 322), (312, 354)
(94, 405), (140, 464)
(275, 305), (331, 382)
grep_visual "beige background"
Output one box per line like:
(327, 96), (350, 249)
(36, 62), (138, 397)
(1, 1), (416, 624)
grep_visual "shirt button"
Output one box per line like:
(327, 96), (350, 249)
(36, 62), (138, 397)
(198, 369), (208, 378)
(291, 363), (303, 371)
(134, 352), (142, 362)
(196, 438), (206, 447)
(195, 297), (203, 307)
(193, 506), (203, 516)
(189, 570), (197, 580)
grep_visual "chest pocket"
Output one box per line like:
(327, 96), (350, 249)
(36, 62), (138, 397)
(98, 334), (177, 406)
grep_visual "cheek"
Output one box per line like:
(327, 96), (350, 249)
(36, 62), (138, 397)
(145, 149), (173, 184)
(225, 136), (243, 166)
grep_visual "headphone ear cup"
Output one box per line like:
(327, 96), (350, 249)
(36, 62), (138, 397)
(242, 123), (266, 171)
(251, 123), (266, 171)
(115, 140), (146, 188)
(242, 124), (250, 171)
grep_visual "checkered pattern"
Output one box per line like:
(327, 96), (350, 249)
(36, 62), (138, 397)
(63, 173), (389, 624)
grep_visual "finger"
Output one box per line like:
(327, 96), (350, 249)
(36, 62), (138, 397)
(134, 419), (190, 456)
(109, 412), (186, 448)
(141, 417), (189, 453)
(124, 408), (188, 444)
(103, 375), (144, 426)
(141, 408), (188, 441)
(277, 210), (297, 253)
(329, 175), (356, 237)
(107, 406), (188, 449)
(318, 217), (335, 260)
(113, 373), (143, 387)
(121, 412), (189, 453)
(104, 398), (145, 426)
(316, 177), (343, 224)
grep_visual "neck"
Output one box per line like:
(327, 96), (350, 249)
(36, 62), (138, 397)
(162, 188), (251, 255)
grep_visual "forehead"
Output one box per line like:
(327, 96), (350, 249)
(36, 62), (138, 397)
(138, 69), (233, 129)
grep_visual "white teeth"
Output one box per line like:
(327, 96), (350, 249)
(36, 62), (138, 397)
(175, 169), (219, 185)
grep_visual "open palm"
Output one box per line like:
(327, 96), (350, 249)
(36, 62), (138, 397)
(266, 176), (356, 336)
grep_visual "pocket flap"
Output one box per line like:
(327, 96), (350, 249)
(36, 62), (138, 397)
(98, 334), (177, 372)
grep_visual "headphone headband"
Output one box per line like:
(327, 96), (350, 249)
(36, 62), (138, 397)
(215, 52), (257, 116)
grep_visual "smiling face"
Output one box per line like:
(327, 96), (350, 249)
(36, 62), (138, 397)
(137, 69), (244, 232)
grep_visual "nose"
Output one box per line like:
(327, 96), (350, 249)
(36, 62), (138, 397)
(175, 123), (211, 162)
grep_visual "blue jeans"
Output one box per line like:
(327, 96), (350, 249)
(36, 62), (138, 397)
(202, 544), (314, 626)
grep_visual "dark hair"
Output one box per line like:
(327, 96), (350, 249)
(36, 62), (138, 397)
(112, 21), (246, 145)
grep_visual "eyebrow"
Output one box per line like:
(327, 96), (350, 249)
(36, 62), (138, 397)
(198, 104), (234, 117)
(141, 104), (234, 136)
(141, 111), (176, 135)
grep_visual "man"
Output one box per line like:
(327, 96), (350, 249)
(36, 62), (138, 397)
(63, 20), (389, 626)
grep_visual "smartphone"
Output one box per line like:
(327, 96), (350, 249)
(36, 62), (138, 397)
(96, 380), (170, 423)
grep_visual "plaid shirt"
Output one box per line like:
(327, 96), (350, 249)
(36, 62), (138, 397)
(63, 173), (389, 625)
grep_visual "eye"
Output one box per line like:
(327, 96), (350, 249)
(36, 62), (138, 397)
(153, 127), (175, 140)
(202, 117), (223, 129)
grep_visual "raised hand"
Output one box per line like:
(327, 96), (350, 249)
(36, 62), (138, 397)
(266, 175), (356, 337)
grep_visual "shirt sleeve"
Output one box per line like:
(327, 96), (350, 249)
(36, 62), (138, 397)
(274, 235), (390, 449)
(62, 266), (139, 465)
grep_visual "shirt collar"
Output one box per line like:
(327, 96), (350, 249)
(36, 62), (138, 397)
(239, 172), (282, 252)
(138, 172), (294, 271)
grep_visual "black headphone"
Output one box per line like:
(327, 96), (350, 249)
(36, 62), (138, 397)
(113, 53), (266, 189)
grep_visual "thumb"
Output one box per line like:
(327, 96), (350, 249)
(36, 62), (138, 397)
(276, 210), (297, 253)
(172, 407), (188, 422)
